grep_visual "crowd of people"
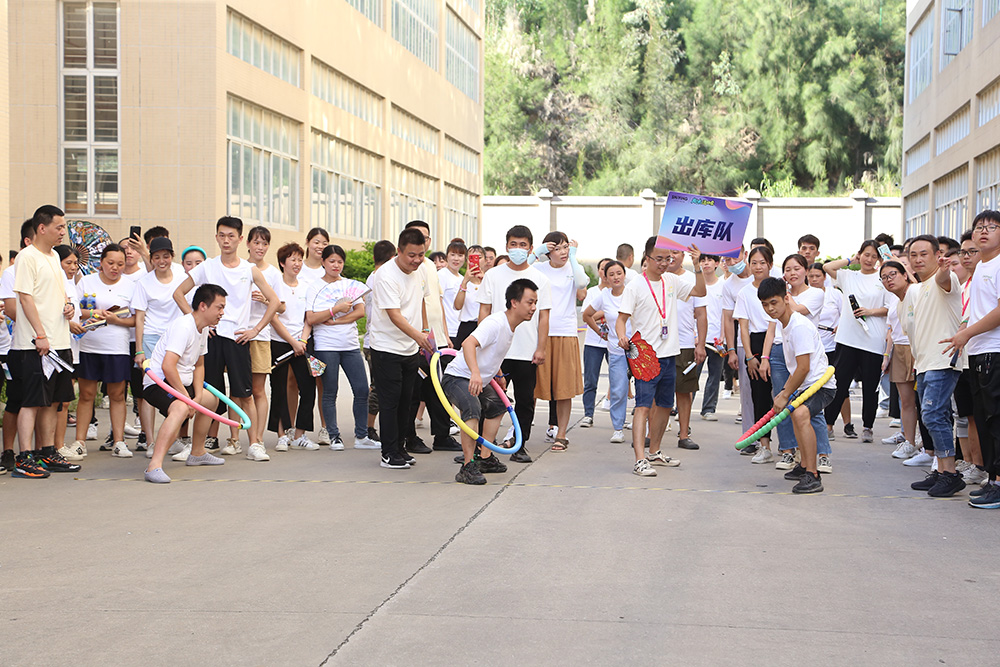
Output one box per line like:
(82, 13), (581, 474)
(2, 205), (999, 507)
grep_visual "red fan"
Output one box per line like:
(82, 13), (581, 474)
(626, 332), (661, 381)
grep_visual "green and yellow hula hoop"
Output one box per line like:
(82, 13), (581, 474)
(735, 366), (835, 450)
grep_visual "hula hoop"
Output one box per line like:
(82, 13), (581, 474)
(141, 362), (249, 430)
(735, 366), (835, 450)
(429, 350), (522, 455)
(202, 382), (252, 430)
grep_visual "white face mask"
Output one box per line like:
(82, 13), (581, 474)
(508, 248), (530, 265)
(731, 259), (747, 274)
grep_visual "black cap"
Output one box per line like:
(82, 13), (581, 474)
(149, 237), (173, 255)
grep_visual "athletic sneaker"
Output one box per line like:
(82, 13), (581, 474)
(57, 444), (84, 462)
(401, 452), (416, 466)
(37, 450), (81, 473)
(476, 454), (508, 474)
(904, 450), (933, 467)
(1, 449), (14, 472)
(510, 447), (532, 463)
(677, 438), (699, 450)
(600, 397), (611, 411)
(580, 416), (594, 428)
(721, 390), (732, 400)
(862, 427), (874, 443)
(124, 421), (141, 438)
(970, 482), (996, 497)
(275, 429), (292, 452)
(911, 471), (939, 491)
(963, 466), (988, 486)
(956, 460), (973, 475)
(844, 424), (859, 439)
(144, 468), (171, 484)
(751, 448), (773, 464)
(220, 438), (242, 456)
(145, 444), (154, 459)
(735, 414), (742, 424)
(876, 407), (889, 419)
(969, 485), (1000, 509)
(67, 440), (87, 458)
(793, 471), (823, 494)
(545, 425), (557, 443)
(291, 435), (320, 450)
(330, 436), (345, 451)
(740, 443), (759, 456)
(186, 452), (225, 466)
(100, 433), (114, 450)
(86, 422), (99, 441)
(381, 456), (410, 469)
(317, 428), (331, 445)
(205, 436), (219, 450)
(701, 413), (718, 421)
(827, 427), (836, 441)
(927, 471), (966, 497)
(455, 460), (486, 484)
(817, 455), (833, 474)
(882, 432), (906, 445)
(171, 444), (193, 462)
(610, 430), (625, 443)
(246, 443), (270, 461)
(449, 422), (460, 436)
(367, 427), (380, 442)
(889, 418), (901, 428)
(647, 451), (680, 467)
(354, 436), (380, 450)
(783, 464), (807, 480)
(633, 459), (657, 476)
(892, 441), (918, 459)
(135, 432), (148, 450)
(13, 453), (50, 478)
(111, 441), (133, 458)
(167, 439), (186, 456)
(775, 451), (796, 470)
(433, 437), (463, 452)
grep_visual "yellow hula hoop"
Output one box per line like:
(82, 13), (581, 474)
(735, 366), (835, 449)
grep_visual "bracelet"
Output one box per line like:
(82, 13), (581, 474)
(297, 338), (307, 343)
(329, 307), (336, 318)
(35, 334), (46, 339)
(961, 319), (969, 325)
(761, 355), (769, 360)
(459, 287), (467, 292)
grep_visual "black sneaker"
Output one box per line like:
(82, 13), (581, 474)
(135, 432), (148, 451)
(455, 460), (486, 485)
(844, 423), (858, 439)
(783, 464), (808, 481)
(927, 471), (966, 497)
(476, 454), (508, 474)
(510, 447), (532, 463)
(1, 449), (14, 473)
(12, 452), (50, 479)
(677, 438), (700, 450)
(740, 443), (759, 456)
(911, 471), (940, 491)
(405, 437), (432, 454)
(969, 485), (1000, 509)
(380, 456), (411, 469)
(100, 432), (114, 451)
(367, 427), (380, 443)
(205, 436), (219, 450)
(36, 450), (81, 473)
(454, 454), (465, 464)
(402, 452), (416, 466)
(432, 436), (463, 452)
(970, 483), (995, 497)
(792, 471), (823, 494)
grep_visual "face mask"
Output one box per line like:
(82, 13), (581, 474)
(508, 248), (530, 265)
(731, 260), (747, 275)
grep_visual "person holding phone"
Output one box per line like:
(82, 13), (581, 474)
(438, 239), (468, 347)
(453, 244), (485, 348)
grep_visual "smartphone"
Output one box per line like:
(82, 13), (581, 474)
(468, 252), (481, 274)
(877, 243), (892, 262)
(130, 225), (142, 242)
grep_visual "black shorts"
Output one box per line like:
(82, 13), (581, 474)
(0, 353), (16, 414)
(129, 341), (144, 401)
(955, 369), (975, 418)
(8, 348), (76, 408)
(204, 335), (252, 400)
(77, 352), (132, 383)
(441, 374), (506, 422)
(802, 386), (836, 418)
(144, 382), (195, 418)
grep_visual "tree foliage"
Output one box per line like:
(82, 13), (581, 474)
(484, 0), (904, 198)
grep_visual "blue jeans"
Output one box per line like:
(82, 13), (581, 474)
(582, 344), (608, 418)
(142, 334), (161, 359)
(635, 356), (676, 409)
(314, 348), (370, 441)
(700, 351), (723, 416)
(608, 353), (629, 430)
(769, 344), (797, 451)
(916, 369), (960, 457)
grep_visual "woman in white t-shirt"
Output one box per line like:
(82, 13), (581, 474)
(299, 227), (329, 288)
(73, 244), (136, 459)
(582, 260), (630, 442)
(54, 245), (85, 461)
(580, 258), (612, 426)
(823, 240), (890, 442)
(453, 244), (486, 348)
(438, 239), (467, 346)
(880, 261), (919, 458)
(305, 245), (374, 450)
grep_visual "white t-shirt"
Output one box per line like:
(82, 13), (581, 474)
(703, 279), (725, 346)
(733, 281), (780, 343)
(445, 312), (515, 381)
(534, 260), (579, 337)
(624, 267), (639, 284)
(298, 264), (326, 289)
(306, 277), (365, 352)
(271, 278), (308, 342)
(886, 293), (909, 345)
(967, 253), (1000, 355)
(363, 270), (378, 349)
(833, 269), (889, 355)
(420, 258), (448, 348)
(477, 263), (552, 362)
(131, 264), (187, 338)
(370, 259), (428, 356)
(0, 265), (16, 354)
(12, 245), (70, 351)
(188, 256), (253, 340)
(458, 280), (482, 322)
(122, 266), (147, 343)
(76, 272), (134, 355)
(779, 312), (835, 390)
(142, 313), (210, 389)
(900, 272), (966, 373)
(789, 286), (824, 325)
(817, 286), (842, 352)
(618, 271), (695, 358)
(249, 264), (282, 342)
(438, 268), (464, 338)
(591, 287), (631, 357)
(721, 274), (752, 349)
(672, 270), (706, 349)
(582, 286), (606, 348)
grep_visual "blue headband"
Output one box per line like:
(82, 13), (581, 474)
(181, 245), (207, 261)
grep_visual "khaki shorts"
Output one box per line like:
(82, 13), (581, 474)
(250, 340), (271, 374)
(890, 344), (915, 384)
(675, 348), (702, 394)
(535, 336), (584, 401)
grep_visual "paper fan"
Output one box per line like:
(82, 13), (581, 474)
(66, 220), (113, 275)
(307, 355), (327, 377)
(626, 332), (661, 381)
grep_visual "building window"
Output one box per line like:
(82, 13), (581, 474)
(442, 185), (478, 242)
(934, 167), (969, 239)
(904, 188), (930, 238)
(985, 0), (999, 25)
(227, 9), (300, 87)
(345, 0), (383, 27)
(60, 1), (119, 216)
(392, 0), (439, 70)
(980, 78), (1000, 127)
(909, 11), (933, 103)
(905, 136), (931, 175)
(446, 10), (479, 101)
(941, 0), (974, 69)
(977, 147), (1000, 211)
(391, 106), (438, 154)
(390, 163), (437, 238)
(935, 105), (970, 155)
(311, 132), (382, 241)
(311, 59), (384, 128)
(227, 97), (300, 228)
(444, 136), (479, 174)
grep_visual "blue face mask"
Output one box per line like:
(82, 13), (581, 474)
(731, 259), (747, 275)
(508, 248), (530, 265)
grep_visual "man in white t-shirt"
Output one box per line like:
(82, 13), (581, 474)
(143, 284), (228, 483)
(361, 240), (397, 445)
(617, 236), (706, 477)
(698, 254), (726, 421)
(666, 247), (708, 451)
(369, 228), (434, 469)
(617, 243), (639, 285)
(444, 279), (538, 484)
(477, 225), (552, 463)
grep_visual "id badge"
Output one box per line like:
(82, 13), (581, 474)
(660, 319), (669, 339)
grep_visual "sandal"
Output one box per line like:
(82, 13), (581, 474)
(551, 438), (569, 452)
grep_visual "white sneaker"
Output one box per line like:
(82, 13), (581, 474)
(610, 430), (625, 443)
(623, 421), (632, 430)
(627, 397), (636, 409)
(665, 415), (673, 432)
(817, 455), (832, 474)
(145, 445), (154, 459)
(881, 432), (905, 445)
(504, 425), (515, 442)
(892, 441), (917, 459)
(291, 435), (320, 450)
(751, 448), (773, 464)
(633, 459), (657, 476)
(721, 389), (732, 400)
(167, 439), (185, 455)
(701, 413), (718, 422)
(220, 438), (242, 456)
(246, 442), (269, 461)
(449, 422), (460, 436)
(354, 436), (380, 450)
(775, 450), (796, 470)
(931, 456), (939, 472)
(316, 427), (331, 445)
(646, 451), (680, 467)
(415, 418), (425, 430)
(68, 440), (87, 458)
(580, 416), (594, 428)
(903, 450), (933, 467)
(123, 418), (141, 437)
(329, 436), (345, 451)
(86, 423), (98, 441)
(956, 460), (973, 474)
(876, 408), (889, 419)
(963, 466), (988, 485)
(57, 445), (84, 461)
(111, 441), (133, 458)
(101, 396), (110, 410)
(889, 418), (901, 428)
(545, 425), (557, 443)
(275, 430), (291, 452)
(600, 397), (611, 411)
(171, 444), (192, 462)
(735, 413), (743, 424)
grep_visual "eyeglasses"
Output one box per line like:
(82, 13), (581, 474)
(880, 271), (901, 281)
(973, 224), (1000, 233)
(648, 255), (671, 264)
(960, 249), (980, 257)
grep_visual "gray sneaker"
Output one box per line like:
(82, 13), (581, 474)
(186, 452), (225, 466)
(862, 428), (874, 443)
(144, 467), (171, 484)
